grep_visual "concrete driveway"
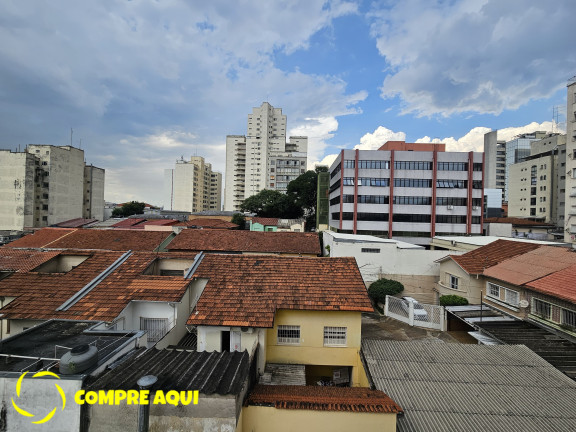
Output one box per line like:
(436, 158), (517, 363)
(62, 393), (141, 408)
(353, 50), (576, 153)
(362, 312), (475, 344)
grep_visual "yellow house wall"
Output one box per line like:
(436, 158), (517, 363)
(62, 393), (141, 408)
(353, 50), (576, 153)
(266, 310), (366, 386)
(242, 405), (397, 432)
(436, 260), (483, 304)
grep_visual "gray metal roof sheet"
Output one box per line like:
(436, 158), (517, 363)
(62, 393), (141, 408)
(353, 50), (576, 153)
(362, 340), (576, 432)
(88, 348), (249, 396)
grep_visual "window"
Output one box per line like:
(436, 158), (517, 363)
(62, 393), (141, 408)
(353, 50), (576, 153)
(358, 160), (389, 169)
(361, 248), (380, 253)
(394, 161), (431, 170)
(323, 327), (347, 346)
(437, 162), (468, 171)
(561, 308), (576, 329)
(487, 283), (500, 298)
(140, 318), (170, 344)
(505, 289), (519, 307)
(449, 274), (459, 290)
(277, 325), (300, 344)
(533, 299), (551, 319)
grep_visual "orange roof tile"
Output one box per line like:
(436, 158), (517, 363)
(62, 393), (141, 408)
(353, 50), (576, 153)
(187, 255), (372, 327)
(526, 263), (576, 304)
(251, 217), (279, 226)
(246, 385), (402, 414)
(484, 246), (576, 286)
(168, 230), (320, 255)
(176, 219), (239, 229)
(0, 249), (61, 272)
(4, 228), (77, 248)
(111, 218), (146, 228)
(0, 251), (196, 322)
(451, 239), (541, 275)
(35, 229), (170, 251)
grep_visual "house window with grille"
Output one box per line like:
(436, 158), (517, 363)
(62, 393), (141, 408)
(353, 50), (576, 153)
(323, 327), (347, 346)
(277, 325), (300, 344)
(504, 289), (519, 307)
(487, 283), (500, 299)
(448, 274), (459, 290)
(562, 309), (576, 329)
(140, 318), (170, 344)
(532, 299), (552, 319)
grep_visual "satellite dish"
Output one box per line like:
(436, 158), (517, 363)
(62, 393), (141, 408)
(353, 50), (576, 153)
(519, 300), (529, 308)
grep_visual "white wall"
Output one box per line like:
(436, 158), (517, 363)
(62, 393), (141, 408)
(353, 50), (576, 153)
(323, 232), (461, 284)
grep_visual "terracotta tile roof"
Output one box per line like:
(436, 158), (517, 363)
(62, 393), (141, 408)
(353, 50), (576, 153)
(526, 263), (576, 304)
(251, 217), (279, 226)
(0, 249), (61, 272)
(246, 385), (402, 414)
(485, 217), (554, 227)
(168, 230), (321, 255)
(176, 219), (239, 229)
(4, 228), (77, 248)
(55, 218), (98, 228)
(484, 246), (576, 286)
(111, 218), (146, 228)
(0, 251), (195, 322)
(187, 255), (372, 327)
(139, 219), (178, 226)
(34, 228), (171, 251)
(451, 239), (541, 275)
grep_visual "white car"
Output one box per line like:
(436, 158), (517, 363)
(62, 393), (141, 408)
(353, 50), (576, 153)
(400, 296), (428, 320)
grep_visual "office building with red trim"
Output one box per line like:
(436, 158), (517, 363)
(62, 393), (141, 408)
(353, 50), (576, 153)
(328, 141), (484, 246)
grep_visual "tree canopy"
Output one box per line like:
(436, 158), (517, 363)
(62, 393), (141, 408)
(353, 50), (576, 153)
(240, 189), (303, 218)
(231, 212), (246, 229)
(112, 201), (146, 217)
(239, 167), (328, 229)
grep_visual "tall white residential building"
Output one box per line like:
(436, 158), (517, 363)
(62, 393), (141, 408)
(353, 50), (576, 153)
(164, 156), (222, 212)
(0, 145), (105, 231)
(564, 77), (576, 242)
(508, 134), (566, 225)
(328, 141), (484, 246)
(483, 130), (506, 197)
(224, 102), (307, 211)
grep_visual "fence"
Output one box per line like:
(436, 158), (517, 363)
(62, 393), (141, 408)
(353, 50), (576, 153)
(385, 295), (446, 331)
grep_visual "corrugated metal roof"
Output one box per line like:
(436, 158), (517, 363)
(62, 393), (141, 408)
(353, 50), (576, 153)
(87, 348), (249, 396)
(362, 340), (576, 432)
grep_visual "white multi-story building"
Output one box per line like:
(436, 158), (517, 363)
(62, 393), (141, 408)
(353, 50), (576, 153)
(0, 145), (104, 230)
(483, 130), (506, 198)
(328, 141), (484, 246)
(565, 77), (576, 242)
(508, 134), (566, 225)
(164, 156), (222, 212)
(224, 102), (307, 211)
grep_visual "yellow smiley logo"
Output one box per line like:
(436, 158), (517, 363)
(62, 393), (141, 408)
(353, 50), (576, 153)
(11, 371), (66, 424)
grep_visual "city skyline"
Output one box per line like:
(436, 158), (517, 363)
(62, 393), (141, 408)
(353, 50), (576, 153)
(0, 0), (574, 206)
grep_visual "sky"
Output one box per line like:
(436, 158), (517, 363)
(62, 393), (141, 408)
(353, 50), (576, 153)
(1, 0), (575, 206)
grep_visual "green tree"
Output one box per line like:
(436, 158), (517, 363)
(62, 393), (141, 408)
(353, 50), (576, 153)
(231, 212), (246, 229)
(286, 166), (328, 230)
(112, 201), (146, 217)
(439, 295), (469, 307)
(240, 189), (303, 218)
(368, 278), (405, 305)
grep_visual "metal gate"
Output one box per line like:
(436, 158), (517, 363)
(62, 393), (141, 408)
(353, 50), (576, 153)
(385, 295), (445, 331)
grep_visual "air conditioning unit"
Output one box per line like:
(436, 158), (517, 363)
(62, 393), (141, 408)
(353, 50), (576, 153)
(447, 205), (454, 210)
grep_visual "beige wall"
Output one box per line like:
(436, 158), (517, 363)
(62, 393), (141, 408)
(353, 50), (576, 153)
(385, 274), (438, 304)
(436, 259), (484, 304)
(265, 310), (365, 386)
(0, 151), (36, 230)
(242, 405), (397, 432)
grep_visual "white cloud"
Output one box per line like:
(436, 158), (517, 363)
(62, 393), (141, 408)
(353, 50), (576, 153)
(416, 121), (559, 152)
(369, 0), (576, 116)
(355, 126), (406, 150)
